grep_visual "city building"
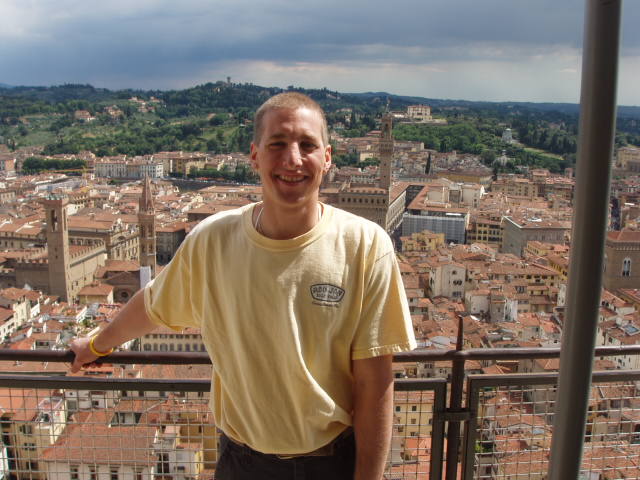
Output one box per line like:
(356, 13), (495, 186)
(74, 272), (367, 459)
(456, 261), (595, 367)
(407, 105), (432, 122)
(337, 115), (407, 233)
(617, 145), (640, 170)
(501, 216), (569, 257)
(603, 230), (640, 292)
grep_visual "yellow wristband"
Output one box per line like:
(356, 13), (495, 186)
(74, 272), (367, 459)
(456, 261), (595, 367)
(89, 335), (114, 357)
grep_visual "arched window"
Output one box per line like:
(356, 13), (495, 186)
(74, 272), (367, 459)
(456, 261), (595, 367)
(622, 258), (631, 277)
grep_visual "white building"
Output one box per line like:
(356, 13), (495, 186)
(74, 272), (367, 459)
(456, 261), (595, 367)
(407, 105), (432, 122)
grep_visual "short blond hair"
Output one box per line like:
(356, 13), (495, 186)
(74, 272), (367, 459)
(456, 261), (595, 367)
(253, 92), (329, 145)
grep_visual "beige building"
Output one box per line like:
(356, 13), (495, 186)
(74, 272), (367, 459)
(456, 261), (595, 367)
(68, 215), (139, 262)
(406, 105), (432, 122)
(140, 325), (205, 352)
(337, 184), (406, 233)
(400, 231), (445, 252)
(393, 390), (435, 436)
(0, 390), (67, 480)
(0, 287), (32, 328)
(435, 169), (493, 187)
(603, 230), (640, 292)
(94, 260), (142, 303)
(466, 214), (502, 246)
(617, 145), (640, 170)
(491, 177), (538, 198)
(0, 221), (45, 249)
(94, 158), (163, 179)
(77, 282), (115, 304)
(423, 258), (466, 300)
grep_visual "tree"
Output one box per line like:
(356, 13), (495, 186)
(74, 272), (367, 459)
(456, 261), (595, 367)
(480, 149), (496, 165)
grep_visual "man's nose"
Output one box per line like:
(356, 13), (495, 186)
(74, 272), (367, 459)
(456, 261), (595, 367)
(284, 144), (303, 168)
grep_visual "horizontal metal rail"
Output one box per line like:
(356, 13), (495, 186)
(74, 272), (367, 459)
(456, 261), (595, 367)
(0, 374), (211, 392)
(3, 344), (640, 365)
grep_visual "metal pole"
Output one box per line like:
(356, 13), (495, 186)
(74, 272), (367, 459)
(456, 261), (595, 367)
(548, 1), (621, 479)
(445, 316), (465, 480)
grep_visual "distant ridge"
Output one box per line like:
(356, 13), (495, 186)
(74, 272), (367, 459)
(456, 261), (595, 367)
(348, 91), (640, 118)
(1, 82), (638, 118)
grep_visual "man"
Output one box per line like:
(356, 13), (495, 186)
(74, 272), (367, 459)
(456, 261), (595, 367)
(70, 92), (416, 479)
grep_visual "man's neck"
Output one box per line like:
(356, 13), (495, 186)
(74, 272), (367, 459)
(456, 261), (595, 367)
(254, 202), (322, 240)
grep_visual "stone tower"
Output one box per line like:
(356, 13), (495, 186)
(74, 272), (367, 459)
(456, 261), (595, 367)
(42, 195), (72, 302)
(138, 176), (157, 278)
(379, 114), (393, 194)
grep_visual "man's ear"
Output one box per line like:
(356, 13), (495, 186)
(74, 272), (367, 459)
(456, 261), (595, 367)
(250, 143), (259, 170)
(324, 144), (332, 173)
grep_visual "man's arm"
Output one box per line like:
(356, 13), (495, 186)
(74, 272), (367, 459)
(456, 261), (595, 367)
(69, 289), (157, 373)
(352, 354), (394, 480)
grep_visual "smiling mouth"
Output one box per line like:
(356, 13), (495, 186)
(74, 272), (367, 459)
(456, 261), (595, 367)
(276, 175), (306, 183)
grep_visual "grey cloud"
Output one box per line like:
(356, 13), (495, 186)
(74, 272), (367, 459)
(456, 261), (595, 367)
(0, 0), (637, 100)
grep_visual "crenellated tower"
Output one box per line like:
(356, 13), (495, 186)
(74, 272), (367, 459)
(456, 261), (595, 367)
(138, 176), (157, 278)
(42, 195), (73, 302)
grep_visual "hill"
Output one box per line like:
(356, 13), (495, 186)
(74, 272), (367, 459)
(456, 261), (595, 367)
(1, 82), (638, 173)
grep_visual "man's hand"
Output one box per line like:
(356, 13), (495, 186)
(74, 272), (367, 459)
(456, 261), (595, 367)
(352, 354), (394, 480)
(69, 337), (100, 373)
(67, 289), (157, 374)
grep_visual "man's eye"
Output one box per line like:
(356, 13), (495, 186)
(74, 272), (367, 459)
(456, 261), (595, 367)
(269, 142), (286, 148)
(301, 142), (317, 150)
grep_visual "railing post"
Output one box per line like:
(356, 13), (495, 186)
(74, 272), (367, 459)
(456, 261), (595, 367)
(445, 315), (466, 480)
(548, 1), (621, 479)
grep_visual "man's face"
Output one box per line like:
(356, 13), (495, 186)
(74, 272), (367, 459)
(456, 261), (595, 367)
(250, 107), (331, 211)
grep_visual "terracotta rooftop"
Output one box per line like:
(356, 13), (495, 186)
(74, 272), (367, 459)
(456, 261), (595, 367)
(78, 283), (114, 296)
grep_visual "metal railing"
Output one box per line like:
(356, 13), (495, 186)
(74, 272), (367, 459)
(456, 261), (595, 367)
(1, 345), (640, 480)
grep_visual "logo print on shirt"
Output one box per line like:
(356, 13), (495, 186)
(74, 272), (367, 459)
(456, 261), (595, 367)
(310, 284), (345, 304)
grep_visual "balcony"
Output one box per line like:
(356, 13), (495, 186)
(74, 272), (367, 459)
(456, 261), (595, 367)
(0, 345), (639, 480)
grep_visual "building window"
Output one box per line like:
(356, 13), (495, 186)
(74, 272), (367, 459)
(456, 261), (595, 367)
(90, 467), (97, 480)
(623, 258), (631, 277)
(110, 467), (119, 480)
(19, 424), (33, 435)
(70, 466), (79, 480)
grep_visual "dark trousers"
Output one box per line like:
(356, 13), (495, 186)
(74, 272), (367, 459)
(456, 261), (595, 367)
(214, 430), (356, 480)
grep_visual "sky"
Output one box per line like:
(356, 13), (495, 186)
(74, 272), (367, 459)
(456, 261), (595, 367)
(1, 0), (638, 106)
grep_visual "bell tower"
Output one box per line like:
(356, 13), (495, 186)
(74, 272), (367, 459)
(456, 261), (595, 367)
(379, 114), (393, 194)
(138, 176), (157, 278)
(42, 195), (72, 302)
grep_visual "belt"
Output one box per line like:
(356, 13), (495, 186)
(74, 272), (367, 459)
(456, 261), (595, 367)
(223, 428), (353, 459)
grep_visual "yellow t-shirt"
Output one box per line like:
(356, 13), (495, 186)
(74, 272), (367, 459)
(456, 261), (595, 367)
(144, 203), (416, 454)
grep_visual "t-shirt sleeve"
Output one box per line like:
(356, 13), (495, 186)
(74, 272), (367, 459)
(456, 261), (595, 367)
(144, 236), (200, 331)
(351, 244), (417, 360)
